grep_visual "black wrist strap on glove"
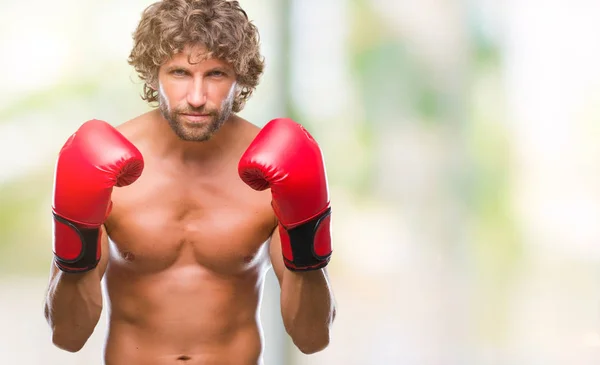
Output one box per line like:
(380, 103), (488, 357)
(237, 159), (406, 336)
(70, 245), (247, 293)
(284, 207), (332, 271)
(52, 213), (100, 273)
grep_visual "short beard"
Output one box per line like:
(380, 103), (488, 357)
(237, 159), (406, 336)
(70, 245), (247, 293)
(158, 89), (234, 142)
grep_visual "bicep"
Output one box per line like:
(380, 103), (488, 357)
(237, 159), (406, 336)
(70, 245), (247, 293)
(96, 224), (110, 277)
(268, 225), (285, 285)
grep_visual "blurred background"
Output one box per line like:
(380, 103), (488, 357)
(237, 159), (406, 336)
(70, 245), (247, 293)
(2, 0), (600, 364)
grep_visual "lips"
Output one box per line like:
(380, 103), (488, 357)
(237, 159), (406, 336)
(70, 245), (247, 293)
(181, 113), (211, 123)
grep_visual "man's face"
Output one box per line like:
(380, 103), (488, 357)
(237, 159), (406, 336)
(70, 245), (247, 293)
(156, 45), (237, 142)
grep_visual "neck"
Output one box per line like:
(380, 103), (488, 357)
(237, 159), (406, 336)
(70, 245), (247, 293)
(149, 109), (239, 164)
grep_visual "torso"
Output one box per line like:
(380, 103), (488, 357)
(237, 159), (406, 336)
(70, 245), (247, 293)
(102, 111), (276, 365)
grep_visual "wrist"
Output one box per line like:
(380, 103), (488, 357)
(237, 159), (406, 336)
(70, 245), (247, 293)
(53, 213), (102, 274)
(54, 257), (99, 274)
(280, 207), (332, 271)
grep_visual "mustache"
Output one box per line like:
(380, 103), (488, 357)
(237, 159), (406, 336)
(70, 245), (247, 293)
(176, 106), (217, 115)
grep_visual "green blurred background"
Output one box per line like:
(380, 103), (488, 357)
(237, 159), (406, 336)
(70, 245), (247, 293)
(2, 0), (600, 364)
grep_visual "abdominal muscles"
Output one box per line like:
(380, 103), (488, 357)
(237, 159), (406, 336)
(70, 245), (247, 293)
(103, 264), (266, 365)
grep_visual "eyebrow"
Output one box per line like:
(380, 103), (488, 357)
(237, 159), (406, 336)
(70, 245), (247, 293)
(164, 65), (233, 74)
(206, 66), (231, 73)
(165, 65), (189, 72)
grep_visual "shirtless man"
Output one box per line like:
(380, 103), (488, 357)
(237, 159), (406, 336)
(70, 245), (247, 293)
(43, 1), (336, 364)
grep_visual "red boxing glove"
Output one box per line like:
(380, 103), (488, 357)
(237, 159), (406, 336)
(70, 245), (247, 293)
(238, 118), (332, 271)
(52, 120), (144, 273)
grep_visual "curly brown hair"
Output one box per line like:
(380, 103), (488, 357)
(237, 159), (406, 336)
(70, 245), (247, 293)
(128, 0), (265, 112)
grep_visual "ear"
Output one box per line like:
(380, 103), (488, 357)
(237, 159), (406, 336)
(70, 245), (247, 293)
(234, 83), (244, 97)
(148, 80), (158, 91)
(148, 72), (161, 91)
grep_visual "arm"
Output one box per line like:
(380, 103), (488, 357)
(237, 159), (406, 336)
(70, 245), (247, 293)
(43, 119), (144, 352)
(269, 229), (336, 354)
(44, 226), (109, 352)
(238, 118), (337, 354)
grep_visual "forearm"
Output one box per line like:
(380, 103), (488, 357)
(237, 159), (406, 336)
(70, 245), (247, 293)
(280, 268), (335, 354)
(44, 267), (104, 352)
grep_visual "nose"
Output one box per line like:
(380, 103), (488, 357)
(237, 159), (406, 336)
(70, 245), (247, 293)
(186, 76), (207, 108)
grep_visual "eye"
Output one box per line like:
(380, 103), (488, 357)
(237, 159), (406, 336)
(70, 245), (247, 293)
(208, 70), (226, 77)
(170, 69), (188, 77)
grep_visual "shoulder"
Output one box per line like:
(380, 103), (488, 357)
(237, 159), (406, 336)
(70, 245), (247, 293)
(114, 110), (157, 146)
(232, 115), (262, 146)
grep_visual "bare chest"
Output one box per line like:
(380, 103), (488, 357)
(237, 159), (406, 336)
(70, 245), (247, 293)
(104, 172), (275, 276)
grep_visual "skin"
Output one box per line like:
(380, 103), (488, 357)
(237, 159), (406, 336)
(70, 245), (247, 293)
(44, 45), (336, 365)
